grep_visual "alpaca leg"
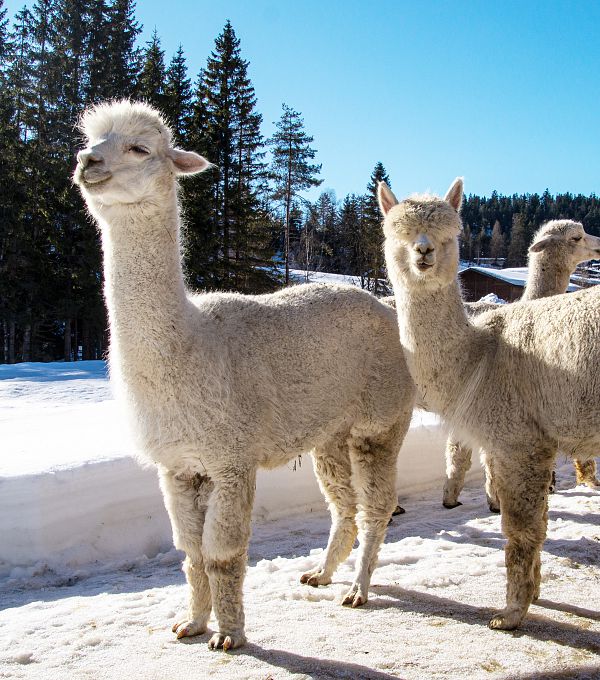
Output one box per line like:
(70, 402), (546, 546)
(342, 433), (398, 608)
(489, 451), (553, 630)
(442, 439), (471, 508)
(158, 470), (213, 639)
(484, 452), (501, 513)
(301, 444), (358, 586)
(301, 443), (357, 586)
(574, 457), (600, 488)
(202, 469), (256, 651)
(549, 469), (556, 493)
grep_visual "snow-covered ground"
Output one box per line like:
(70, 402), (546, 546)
(1, 362), (599, 679)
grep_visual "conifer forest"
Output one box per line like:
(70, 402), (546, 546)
(1, 0), (599, 363)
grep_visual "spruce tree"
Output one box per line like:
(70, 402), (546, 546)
(164, 44), (192, 143)
(489, 219), (506, 263)
(103, 0), (140, 99)
(268, 103), (322, 284)
(0, 0), (24, 361)
(337, 194), (363, 275)
(84, 0), (111, 102)
(184, 22), (275, 292)
(136, 29), (166, 110)
(460, 223), (473, 263)
(362, 162), (390, 295)
(506, 213), (530, 267)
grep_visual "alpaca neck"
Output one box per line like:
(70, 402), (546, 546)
(99, 190), (190, 363)
(521, 252), (571, 301)
(394, 278), (485, 417)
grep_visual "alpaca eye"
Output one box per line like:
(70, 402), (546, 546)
(129, 145), (149, 155)
(572, 236), (582, 242)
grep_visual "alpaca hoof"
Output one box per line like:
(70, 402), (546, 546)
(300, 569), (332, 587)
(442, 500), (462, 509)
(488, 504), (501, 514)
(488, 609), (523, 630)
(208, 631), (246, 651)
(392, 504), (406, 516)
(342, 585), (367, 608)
(172, 618), (208, 639)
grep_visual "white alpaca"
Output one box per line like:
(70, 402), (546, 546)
(73, 101), (415, 650)
(380, 177), (600, 631)
(443, 220), (600, 510)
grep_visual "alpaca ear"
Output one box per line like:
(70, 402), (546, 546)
(529, 236), (556, 253)
(167, 148), (211, 175)
(378, 182), (399, 216)
(444, 177), (464, 212)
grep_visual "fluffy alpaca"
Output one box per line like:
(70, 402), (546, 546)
(73, 100), (415, 650)
(380, 177), (600, 631)
(443, 220), (600, 510)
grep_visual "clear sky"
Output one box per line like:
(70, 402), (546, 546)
(5, 0), (600, 200)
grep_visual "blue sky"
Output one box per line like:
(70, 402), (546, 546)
(5, 0), (600, 200)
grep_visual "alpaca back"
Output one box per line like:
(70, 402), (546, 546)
(132, 283), (414, 472)
(464, 286), (600, 456)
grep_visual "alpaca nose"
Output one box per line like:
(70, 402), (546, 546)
(77, 148), (103, 168)
(414, 235), (434, 255)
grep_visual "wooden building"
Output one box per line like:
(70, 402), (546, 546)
(458, 266), (582, 303)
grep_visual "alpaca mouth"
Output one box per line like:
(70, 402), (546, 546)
(416, 260), (434, 270)
(83, 172), (112, 186)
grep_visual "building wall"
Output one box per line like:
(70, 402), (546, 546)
(459, 270), (523, 302)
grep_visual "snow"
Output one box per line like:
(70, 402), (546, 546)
(477, 293), (507, 305)
(464, 266), (582, 292)
(1, 361), (599, 679)
(289, 268), (364, 287)
(0, 361), (449, 576)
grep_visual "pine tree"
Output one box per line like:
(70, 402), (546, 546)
(337, 193), (363, 275)
(164, 44), (192, 143)
(102, 0), (140, 99)
(13, 0), (66, 361)
(506, 213), (530, 267)
(460, 222), (473, 263)
(184, 22), (275, 292)
(84, 0), (110, 101)
(489, 219), (506, 263)
(362, 162), (390, 295)
(136, 29), (166, 110)
(298, 190), (336, 276)
(0, 0), (25, 362)
(269, 103), (322, 284)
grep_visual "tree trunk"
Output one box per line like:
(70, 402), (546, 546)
(64, 318), (72, 362)
(22, 322), (31, 362)
(284, 138), (293, 286)
(285, 186), (291, 285)
(8, 321), (15, 364)
(73, 318), (78, 361)
(82, 320), (91, 360)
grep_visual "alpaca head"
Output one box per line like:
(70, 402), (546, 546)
(379, 178), (464, 290)
(529, 219), (600, 270)
(73, 100), (210, 209)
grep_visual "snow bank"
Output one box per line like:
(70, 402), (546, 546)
(0, 362), (464, 575)
(0, 465), (598, 680)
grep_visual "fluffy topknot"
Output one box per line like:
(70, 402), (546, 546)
(79, 100), (173, 145)
(531, 219), (582, 243)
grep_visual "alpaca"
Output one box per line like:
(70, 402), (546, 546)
(73, 100), (415, 650)
(380, 177), (600, 630)
(443, 220), (600, 510)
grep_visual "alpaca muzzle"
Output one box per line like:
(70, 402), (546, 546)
(74, 148), (112, 186)
(413, 235), (436, 268)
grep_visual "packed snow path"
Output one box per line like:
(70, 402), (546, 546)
(1, 465), (598, 680)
